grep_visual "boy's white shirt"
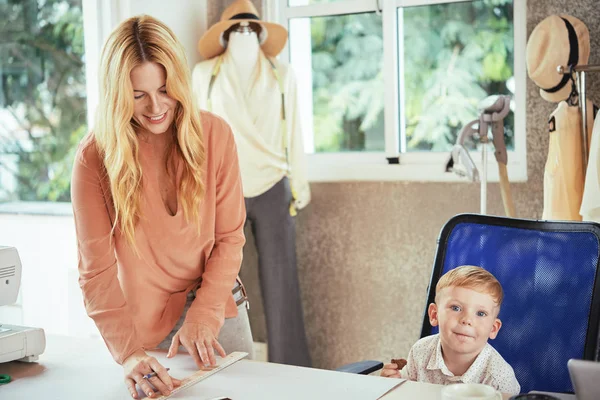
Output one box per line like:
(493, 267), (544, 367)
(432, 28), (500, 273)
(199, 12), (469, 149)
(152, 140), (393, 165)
(400, 334), (521, 395)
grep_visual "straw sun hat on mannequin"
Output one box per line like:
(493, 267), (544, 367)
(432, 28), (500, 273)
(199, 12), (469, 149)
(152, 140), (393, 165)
(198, 0), (288, 60)
(526, 14), (590, 103)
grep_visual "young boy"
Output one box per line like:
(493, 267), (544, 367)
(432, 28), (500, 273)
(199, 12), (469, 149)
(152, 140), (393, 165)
(382, 265), (520, 395)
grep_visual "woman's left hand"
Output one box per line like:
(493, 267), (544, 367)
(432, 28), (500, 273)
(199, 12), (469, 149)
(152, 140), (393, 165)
(167, 322), (227, 368)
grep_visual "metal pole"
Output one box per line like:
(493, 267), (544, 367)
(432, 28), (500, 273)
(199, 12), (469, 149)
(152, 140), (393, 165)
(558, 64), (600, 74)
(579, 71), (589, 175)
(481, 142), (487, 215)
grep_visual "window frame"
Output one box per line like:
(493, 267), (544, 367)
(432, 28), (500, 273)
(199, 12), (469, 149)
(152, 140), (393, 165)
(274, 0), (528, 183)
(82, 0), (132, 129)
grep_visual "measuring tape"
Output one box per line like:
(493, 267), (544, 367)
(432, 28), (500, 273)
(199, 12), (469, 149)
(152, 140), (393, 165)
(154, 351), (248, 400)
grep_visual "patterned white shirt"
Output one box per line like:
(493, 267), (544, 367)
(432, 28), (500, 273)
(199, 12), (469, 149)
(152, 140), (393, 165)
(400, 334), (521, 395)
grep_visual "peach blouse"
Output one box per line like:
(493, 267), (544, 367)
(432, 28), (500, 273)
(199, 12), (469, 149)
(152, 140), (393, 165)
(71, 111), (246, 364)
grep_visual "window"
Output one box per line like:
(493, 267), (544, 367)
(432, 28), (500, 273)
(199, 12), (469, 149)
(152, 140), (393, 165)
(289, 11), (384, 153)
(276, 0), (527, 182)
(0, 0), (89, 336)
(0, 0), (87, 202)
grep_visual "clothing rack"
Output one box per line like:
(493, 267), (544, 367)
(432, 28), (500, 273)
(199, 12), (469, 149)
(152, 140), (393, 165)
(558, 63), (600, 174)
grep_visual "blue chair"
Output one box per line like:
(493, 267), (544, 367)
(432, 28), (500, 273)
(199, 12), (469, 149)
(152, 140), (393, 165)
(339, 214), (600, 394)
(420, 214), (600, 393)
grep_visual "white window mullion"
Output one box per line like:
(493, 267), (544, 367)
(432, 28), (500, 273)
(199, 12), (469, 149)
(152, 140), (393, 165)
(277, 0), (291, 65)
(82, 0), (106, 129)
(398, 0), (480, 6)
(284, 0), (375, 19)
(288, 18), (316, 154)
(264, 0), (280, 23)
(513, 0), (528, 174)
(82, 0), (131, 129)
(382, 0), (400, 159)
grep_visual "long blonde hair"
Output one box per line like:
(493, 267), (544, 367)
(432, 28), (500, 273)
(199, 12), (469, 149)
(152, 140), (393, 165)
(94, 15), (206, 246)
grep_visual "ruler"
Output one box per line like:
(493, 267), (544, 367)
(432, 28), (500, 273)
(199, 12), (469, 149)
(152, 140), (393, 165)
(154, 351), (248, 399)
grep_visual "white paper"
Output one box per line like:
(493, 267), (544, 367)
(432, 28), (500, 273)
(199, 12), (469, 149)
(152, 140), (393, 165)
(151, 352), (404, 400)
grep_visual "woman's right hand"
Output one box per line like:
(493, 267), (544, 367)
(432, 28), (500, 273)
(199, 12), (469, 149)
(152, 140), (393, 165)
(123, 349), (181, 398)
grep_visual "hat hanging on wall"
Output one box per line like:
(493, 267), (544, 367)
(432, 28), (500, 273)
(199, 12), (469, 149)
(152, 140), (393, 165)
(526, 14), (590, 103)
(198, 0), (288, 60)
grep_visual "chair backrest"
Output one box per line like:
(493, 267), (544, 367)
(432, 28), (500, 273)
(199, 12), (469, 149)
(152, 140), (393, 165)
(420, 214), (600, 394)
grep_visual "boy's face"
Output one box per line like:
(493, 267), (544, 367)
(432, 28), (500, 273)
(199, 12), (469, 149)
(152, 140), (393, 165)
(428, 286), (502, 361)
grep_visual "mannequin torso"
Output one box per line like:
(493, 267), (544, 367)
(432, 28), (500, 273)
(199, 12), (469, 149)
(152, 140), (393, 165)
(226, 31), (260, 94)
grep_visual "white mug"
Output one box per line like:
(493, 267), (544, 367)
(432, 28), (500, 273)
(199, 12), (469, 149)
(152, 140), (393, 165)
(441, 383), (503, 400)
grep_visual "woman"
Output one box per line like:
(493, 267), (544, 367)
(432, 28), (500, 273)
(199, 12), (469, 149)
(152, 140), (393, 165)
(71, 15), (252, 399)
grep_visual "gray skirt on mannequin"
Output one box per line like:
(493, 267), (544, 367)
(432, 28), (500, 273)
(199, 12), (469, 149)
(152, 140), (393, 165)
(156, 281), (255, 359)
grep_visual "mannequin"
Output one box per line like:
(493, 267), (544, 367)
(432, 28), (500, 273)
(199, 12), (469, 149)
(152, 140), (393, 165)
(192, 14), (312, 367)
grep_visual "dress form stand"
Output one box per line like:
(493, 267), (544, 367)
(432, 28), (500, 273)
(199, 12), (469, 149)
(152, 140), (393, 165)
(223, 22), (313, 367)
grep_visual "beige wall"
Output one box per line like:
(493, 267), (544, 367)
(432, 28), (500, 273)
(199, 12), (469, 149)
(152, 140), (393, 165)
(234, 0), (600, 370)
(208, 0), (264, 27)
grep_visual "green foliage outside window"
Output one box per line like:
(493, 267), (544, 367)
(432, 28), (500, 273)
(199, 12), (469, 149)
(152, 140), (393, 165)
(307, 0), (514, 153)
(0, 0), (86, 202)
(310, 12), (384, 152)
(405, 0), (514, 151)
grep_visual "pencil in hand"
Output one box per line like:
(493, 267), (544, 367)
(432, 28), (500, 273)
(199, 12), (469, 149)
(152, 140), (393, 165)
(143, 368), (170, 380)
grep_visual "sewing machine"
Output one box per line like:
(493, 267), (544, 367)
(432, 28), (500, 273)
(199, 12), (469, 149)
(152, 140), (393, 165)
(0, 246), (46, 363)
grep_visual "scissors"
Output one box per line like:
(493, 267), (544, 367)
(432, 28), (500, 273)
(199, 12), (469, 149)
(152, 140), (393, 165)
(0, 374), (11, 385)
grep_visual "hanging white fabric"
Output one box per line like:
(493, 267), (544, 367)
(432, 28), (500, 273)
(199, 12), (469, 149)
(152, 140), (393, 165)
(542, 99), (595, 221)
(581, 107), (600, 222)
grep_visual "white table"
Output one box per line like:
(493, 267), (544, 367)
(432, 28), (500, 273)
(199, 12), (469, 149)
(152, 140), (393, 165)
(0, 335), (541, 400)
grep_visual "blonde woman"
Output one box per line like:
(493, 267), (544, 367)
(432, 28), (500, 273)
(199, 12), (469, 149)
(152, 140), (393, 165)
(71, 15), (253, 398)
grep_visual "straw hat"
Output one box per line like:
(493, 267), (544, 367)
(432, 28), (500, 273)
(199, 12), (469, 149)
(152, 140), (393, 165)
(526, 15), (590, 103)
(198, 0), (288, 60)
